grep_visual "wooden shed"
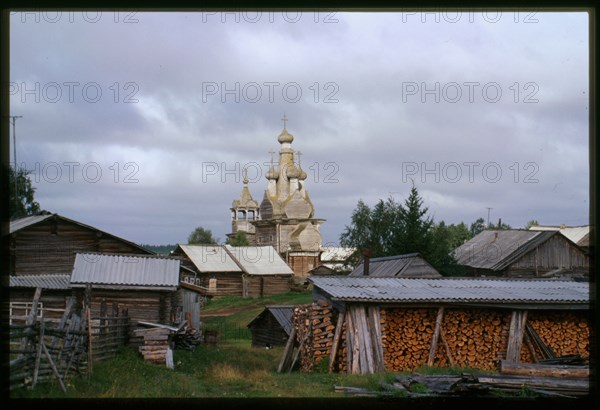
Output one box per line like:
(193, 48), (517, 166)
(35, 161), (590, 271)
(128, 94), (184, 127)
(174, 244), (293, 298)
(9, 275), (75, 324)
(348, 253), (442, 278)
(8, 212), (155, 317)
(287, 276), (591, 375)
(453, 229), (589, 278)
(70, 252), (181, 345)
(247, 305), (294, 348)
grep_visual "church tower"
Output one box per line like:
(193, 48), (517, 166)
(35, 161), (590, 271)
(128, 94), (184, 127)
(252, 115), (325, 279)
(227, 170), (259, 245)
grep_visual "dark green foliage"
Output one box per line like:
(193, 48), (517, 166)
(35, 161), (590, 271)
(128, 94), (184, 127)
(226, 231), (250, 246)
(9, 165), (41, 219)
(188, 226), (219, 245)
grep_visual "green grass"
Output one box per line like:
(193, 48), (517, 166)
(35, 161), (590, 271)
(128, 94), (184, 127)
(9, 291), (503, 399)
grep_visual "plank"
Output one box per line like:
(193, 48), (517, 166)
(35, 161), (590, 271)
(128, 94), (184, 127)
(499, 360), (589, 378)
(277, 327), (297, 373)
(328, 309), (345, 373)
(427, 307), (445, 367)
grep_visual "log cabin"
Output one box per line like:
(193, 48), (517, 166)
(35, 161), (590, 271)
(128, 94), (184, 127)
(348, 252), (442, 278)
(247, 305), (294, 348)
(174, 244), (293, 298)
(452, 229), (590, 279)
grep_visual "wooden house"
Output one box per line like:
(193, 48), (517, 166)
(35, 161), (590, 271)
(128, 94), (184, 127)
(70, 252), (181, 344)
(287, 276), (591, 375)
(529, 224), (590, 253)
(453, 229), (590, 279)
(247, 305), (294, 348)
(173, 244), (293, 298)
(348, 253), (442, 278)
(8, 212), (154, 317)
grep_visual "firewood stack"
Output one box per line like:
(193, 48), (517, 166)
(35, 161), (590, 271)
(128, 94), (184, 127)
(134, 327), (171, 365)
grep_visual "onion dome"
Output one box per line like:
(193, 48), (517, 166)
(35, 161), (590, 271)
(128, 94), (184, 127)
(266, 165), (279, 180)
(298, 168), (307, 180)
(286, 164), (301, 179)
(277, 127), (294, 144)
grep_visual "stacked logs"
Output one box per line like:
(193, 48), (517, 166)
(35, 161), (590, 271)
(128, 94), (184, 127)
(380, 308), (591, 372)
(285, 301), (335, 372)
(134, 327), (171, 365)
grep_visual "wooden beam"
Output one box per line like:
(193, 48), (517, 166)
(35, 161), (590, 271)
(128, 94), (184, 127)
(328, 309), (345, 373)
(427, 307), (445, 367)
(499, 360), (589, 378)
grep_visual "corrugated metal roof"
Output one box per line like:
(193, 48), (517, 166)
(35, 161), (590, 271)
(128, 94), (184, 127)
(9, 214), (53, 233)
(310, 276), (589, 305)
(349, 253), (441, 278)
(9, 274), (71, 289)
(453, 230), (556, 271)
(225, 245), (294, 275)
(529, 225), (590, 245)
(176, 245), (242, 273)
(70, 253), (180, 288)
(320, 247), (355, 262)
(247, 305), (294, 335)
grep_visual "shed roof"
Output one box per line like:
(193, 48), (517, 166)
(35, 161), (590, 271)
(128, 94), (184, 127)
(349, 253), (441, 278)
(247, 305), (295, 335)
(224, 245), (294, 275)
(70, 253), (180, 290)
(9, 274), (72, 290)
(452, 229), (559, 271)
(320, 247), (355, 262)
(310, 276), (589, 306)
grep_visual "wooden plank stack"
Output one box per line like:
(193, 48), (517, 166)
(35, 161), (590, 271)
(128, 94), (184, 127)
(134, 327), (171, 365)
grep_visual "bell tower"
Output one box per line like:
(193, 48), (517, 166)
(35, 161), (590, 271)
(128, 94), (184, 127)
(227, 169), (259, 245)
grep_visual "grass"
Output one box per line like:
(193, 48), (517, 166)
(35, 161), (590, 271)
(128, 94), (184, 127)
(8, 291), (514, 399)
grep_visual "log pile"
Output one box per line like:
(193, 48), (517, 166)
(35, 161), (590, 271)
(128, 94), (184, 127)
(134, 327), (171, 365)
(277, 301), (335, 372)
(525, 312), (590, 361)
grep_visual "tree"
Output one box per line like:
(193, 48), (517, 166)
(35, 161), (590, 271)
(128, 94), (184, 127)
(226, 231), (250, 246)
(525, 219), (539, 229)
(469, 217), (486, 237)
(340, 184), (462, 275)
(187, 227), (218, 245)
(9, 166), (40, 219)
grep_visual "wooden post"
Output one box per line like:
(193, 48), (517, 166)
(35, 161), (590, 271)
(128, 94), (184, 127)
(19, 287), (42, 356)
(277, 326), (297, 373)
(439, 329), (455, 367)
(367, 306), (385, 373)
(506, 310), (528, 362)
(328, 309), (345, 373)
(42, 343), (67, 393)
(427, 307), (445, 367)
(86, 306), (93, 375)
(32, 309), (46, 387)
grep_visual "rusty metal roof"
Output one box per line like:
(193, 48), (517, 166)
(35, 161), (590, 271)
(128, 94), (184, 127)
(453, 229), (557, 271)
(349, 253), (441, 278)
(9, 274), (71, 290)
(309, 276), (589, 306)
(70, 253), (180, 289)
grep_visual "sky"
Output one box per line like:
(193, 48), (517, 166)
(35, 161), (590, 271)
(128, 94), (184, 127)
(8, 9), (590, 247)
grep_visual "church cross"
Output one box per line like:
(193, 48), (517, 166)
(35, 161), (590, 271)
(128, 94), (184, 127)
(281, 113), (288, 129)
(268, 150), (276, 166)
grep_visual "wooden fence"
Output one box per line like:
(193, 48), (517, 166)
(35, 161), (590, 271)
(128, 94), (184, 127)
(9, 287), (130, 392)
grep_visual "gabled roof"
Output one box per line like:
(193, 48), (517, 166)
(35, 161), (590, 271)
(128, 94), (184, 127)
(247, 305), (295, 335)
(9, 274), (72, 290)
(310, 277), (589, 307)
(320, 247), (355, 262)
(176, 244), (294, 276)
(349, 253), (441, 278)
(224, 245), (294, 275)
(453, 229), (561, 271)
(70, 252), (180, 290)
(175, 244), (242, 273)
(9, 212), (153, 255)
(529, 225), (590, 246)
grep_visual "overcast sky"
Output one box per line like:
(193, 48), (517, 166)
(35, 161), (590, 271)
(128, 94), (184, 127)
(9, 9), (590, 246)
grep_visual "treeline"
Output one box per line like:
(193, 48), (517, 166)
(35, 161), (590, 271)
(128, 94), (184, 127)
(339, 184), (517, 276)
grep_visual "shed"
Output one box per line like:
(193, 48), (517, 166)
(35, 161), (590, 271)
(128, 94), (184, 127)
(70, 252), (181, 344)
(529, 224), (590, 252)
(8, 212), (155, 319)
(300, 276), (590, 374)
(9, 275), (74, 324)
(173, 244), (293, 297)
(247, 305), (294, 347)
(348, 253), (442, 278)
(452, 229), (589, 278)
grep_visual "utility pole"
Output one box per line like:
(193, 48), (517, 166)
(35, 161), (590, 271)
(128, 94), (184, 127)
(486, 207), (493, 228)
(10, 115), (23, 211)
